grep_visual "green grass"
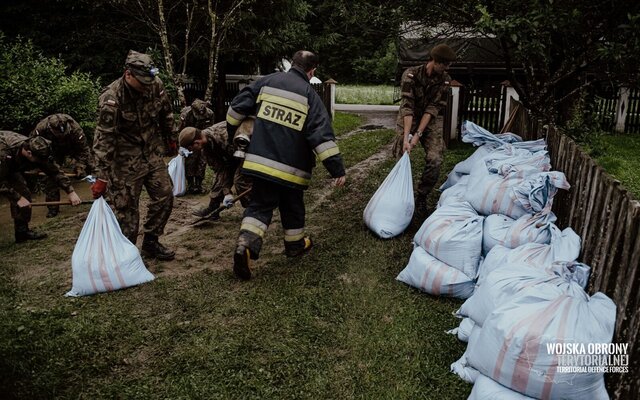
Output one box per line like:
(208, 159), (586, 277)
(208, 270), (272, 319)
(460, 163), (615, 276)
(592, 133), (640, 199)
(0, 122), (476, 399)
(336, 85), (395, 105)
(332, 112), (363, 137)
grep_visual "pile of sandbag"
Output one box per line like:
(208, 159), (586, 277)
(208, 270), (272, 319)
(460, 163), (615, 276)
(397, 121), (572, 300)
(395, 121), (617, 398)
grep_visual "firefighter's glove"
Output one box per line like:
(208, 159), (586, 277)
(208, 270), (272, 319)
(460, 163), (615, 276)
(91, 179), (108, 199)
(223, 194), (235, 208)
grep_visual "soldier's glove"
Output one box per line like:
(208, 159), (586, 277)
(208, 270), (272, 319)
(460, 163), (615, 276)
(91, 179), (108, 199)
(166, 139), (178, 156)
(223, 194), (235, 208)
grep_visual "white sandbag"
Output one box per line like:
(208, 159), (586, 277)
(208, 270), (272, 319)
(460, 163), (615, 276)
(397, 246), (475, 299)
(461, 120), (522, 148)
(447, 317), (477, 342)
(451, 351), (480, 384)
(363, 152), (414, 238)
(478, 228), (581, 285)
(167, 150), (188, 196)
(413, 201), (484, 278)
(482, 146), (551, 177)
(466, 170), (569, 218)
(66, 197), (154, 297)
(438, 175), (470, 208)
(460, 261), (591, 327)
(466, 289), (615, 399)
(440, 121), (545, 191)
(469, 375), (536, 400)
(482, 212), (559, 255)
(440, 169), (465, 190)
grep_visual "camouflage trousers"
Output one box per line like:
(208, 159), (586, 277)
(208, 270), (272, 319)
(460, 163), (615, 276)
(392, 115), (446, 198)
(184, 149), (207, 178)
(4, 172), (32, 231)
(236, 178), (305, 259)
(107, 166), (174, 244)
(210, 167), (253, 208)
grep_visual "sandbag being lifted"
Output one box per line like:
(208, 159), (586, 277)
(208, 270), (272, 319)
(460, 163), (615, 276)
(363, 152), (414, 238)
(66, 197), (155, 297)
(167, 147), (190, 197)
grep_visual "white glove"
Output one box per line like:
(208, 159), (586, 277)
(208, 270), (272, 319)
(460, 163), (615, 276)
(223, 194), (235, 208)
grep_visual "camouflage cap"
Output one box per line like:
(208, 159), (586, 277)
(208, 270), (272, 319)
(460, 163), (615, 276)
(125, 50), (158, 85)
(178, 127), (200, 148)
(27, 136), (52, 160)
(430, 44), (457, 63)
(46, 114), (67, 136)
(191, 99), (209, 119)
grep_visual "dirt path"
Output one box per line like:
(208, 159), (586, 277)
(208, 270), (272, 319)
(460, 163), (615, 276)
(5, 111), (398, 282)
(147, 111), (398, 277)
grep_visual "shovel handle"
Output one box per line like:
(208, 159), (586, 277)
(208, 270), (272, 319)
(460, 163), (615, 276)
(190, 188), (252, 225)
(29, 200), (94, 207)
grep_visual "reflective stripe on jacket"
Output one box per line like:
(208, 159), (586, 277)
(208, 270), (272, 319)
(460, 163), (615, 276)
(226, 67), (344, 190)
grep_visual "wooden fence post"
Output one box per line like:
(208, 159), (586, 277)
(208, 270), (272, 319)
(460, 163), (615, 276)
(324, 79), (337, 120)
(614, 86), (630, 133)
(449, 80), (462, 140)
(500, 80), (520, 130)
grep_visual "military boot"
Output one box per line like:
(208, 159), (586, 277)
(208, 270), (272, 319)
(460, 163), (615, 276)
(193, 177), (205, 194)
(192, 197), (221, 220)
(186, 176), (195, 194)
(141, 234), (175, 261)
(15, 222), (48, 244)
(46, 207), (59, 218)
(414, 194), (428, 220)
(285, 236), (313, 258)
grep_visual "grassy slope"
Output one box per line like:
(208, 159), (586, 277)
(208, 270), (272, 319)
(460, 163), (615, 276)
(593, 133), (640, 199)
(0, 113), (475, 399)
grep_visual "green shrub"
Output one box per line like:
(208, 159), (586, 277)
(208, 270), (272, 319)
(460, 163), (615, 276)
(0, 33), (100, 138)
(562, 91), (608, 158)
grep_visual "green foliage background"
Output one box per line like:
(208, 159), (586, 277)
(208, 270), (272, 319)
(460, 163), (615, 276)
(0, 34), (100, 136)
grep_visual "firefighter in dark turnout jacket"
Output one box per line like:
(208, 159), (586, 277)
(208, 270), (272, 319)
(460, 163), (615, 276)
(226, 50), (346, 280)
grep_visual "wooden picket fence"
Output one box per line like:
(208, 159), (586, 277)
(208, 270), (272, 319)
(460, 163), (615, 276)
(546, 127), (640, 399)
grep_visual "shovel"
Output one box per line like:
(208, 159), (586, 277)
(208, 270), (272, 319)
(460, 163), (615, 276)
(29, 200), (95, 207)
(190, 188), (251, 225)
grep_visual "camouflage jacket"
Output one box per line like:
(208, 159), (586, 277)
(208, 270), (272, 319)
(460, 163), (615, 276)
(200, 121), (237, 171)
(93, 76), (175, 182)
(30, 113), (95, 174)
(398, 64), (451, 122)
(0, 131), (73, 201)
(178, 106), (215, 131)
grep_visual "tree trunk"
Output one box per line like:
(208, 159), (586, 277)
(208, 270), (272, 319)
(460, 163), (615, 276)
(156, 0), (186, 107)
(205, 0), (219, 102)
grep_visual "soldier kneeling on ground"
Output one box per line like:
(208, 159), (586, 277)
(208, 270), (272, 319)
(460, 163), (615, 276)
(1, 131), (82, 243)
(178, 118), (253, 221)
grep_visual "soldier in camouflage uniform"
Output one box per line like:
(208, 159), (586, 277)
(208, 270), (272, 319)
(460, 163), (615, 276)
(91, 50), (176, 261)
(1, 131), (82, 243)
(178, 119), (253, 220)
(392, 43), (456, 216)
(30, 113), (95, 218)
(177, 99), (214, 194)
